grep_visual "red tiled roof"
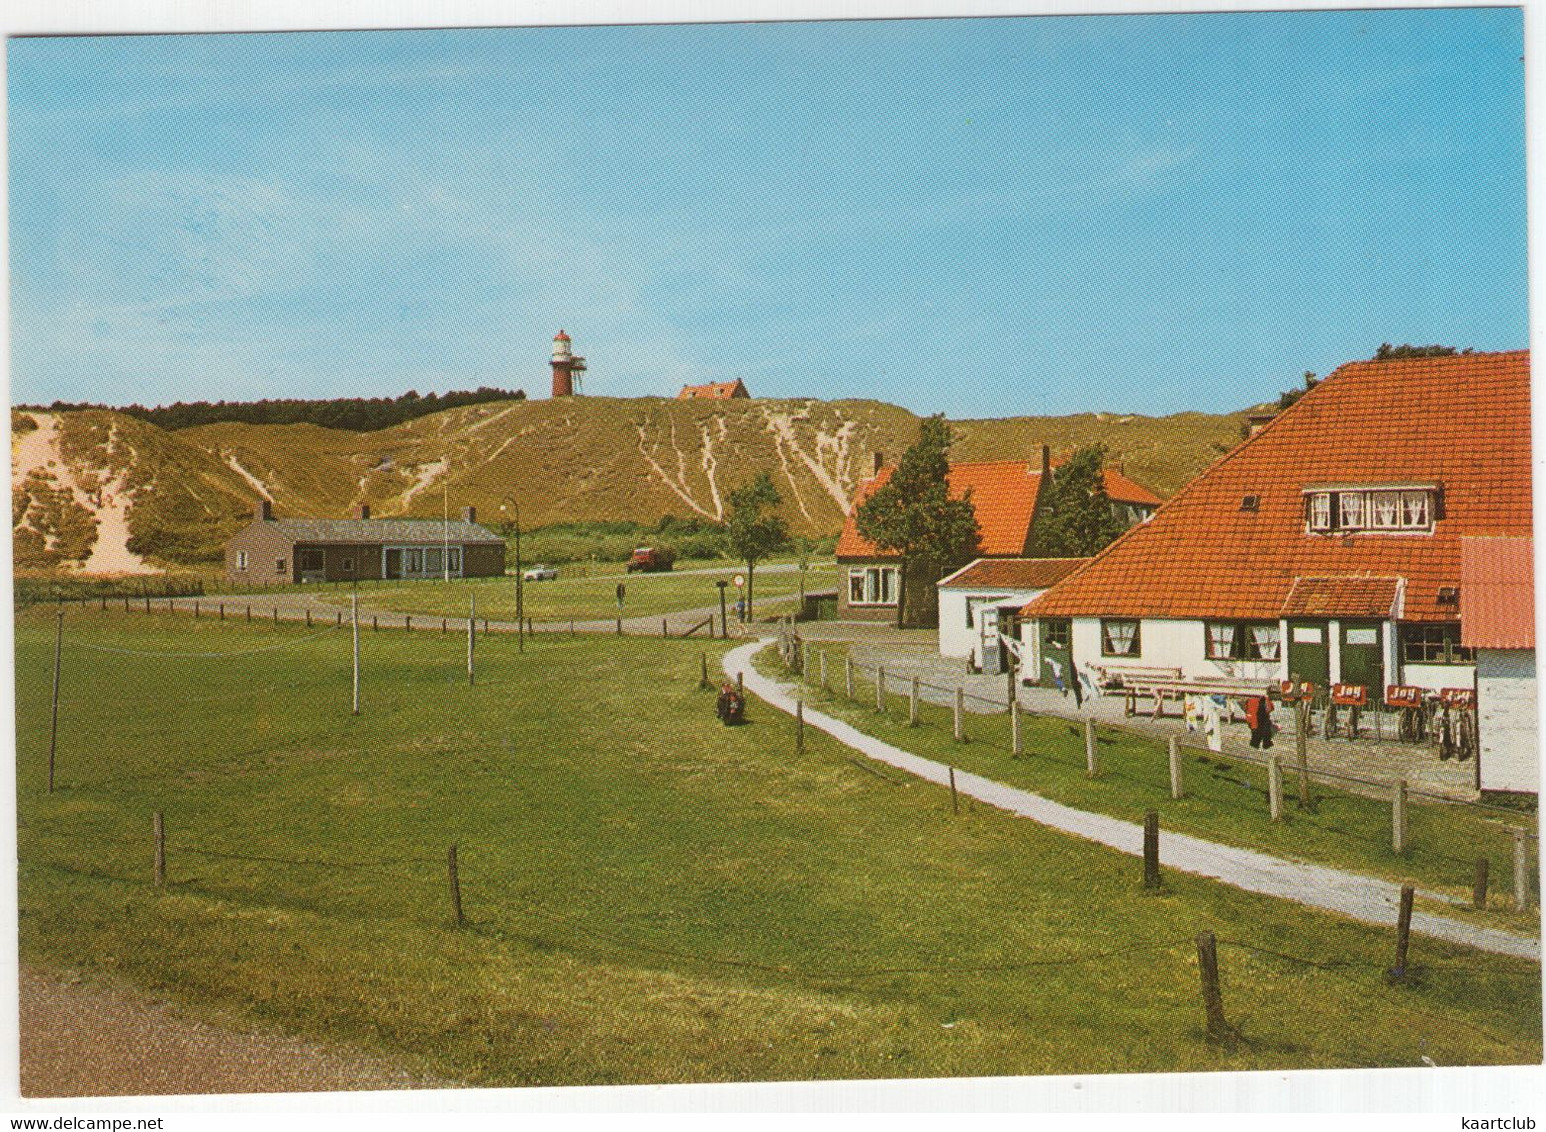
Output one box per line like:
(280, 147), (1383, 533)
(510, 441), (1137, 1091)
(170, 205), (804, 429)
(836, 461), (1044, 559)
(678, 380), (748, 400)
(1461, 536), (1535, 649)
(1280, 576), (1402, 618)
(1023, 350), (1531, 624)
(1101, 467), (1163, 507)
(939, 557), (1091, 590)
(836, 460), (1161, 560)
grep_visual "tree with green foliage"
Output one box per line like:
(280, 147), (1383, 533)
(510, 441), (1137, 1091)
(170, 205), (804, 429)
(855, 415), (981, 628)
(1373, 343), (1465, 361)
(1028, 443), (1126, 558)
(722, 472), (789, 620)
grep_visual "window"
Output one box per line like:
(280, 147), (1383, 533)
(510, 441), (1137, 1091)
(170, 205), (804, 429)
(275, 558), (287, 575)
(1400, 623), (1473, 665)
(448, 548), (461, 575)
(1240, 495), (1260, 513)
(1043, 619), (1071, 650)
(1308, 493), (1332, 531)
(236, 551), (248, 571)
(1207, 621), (1280, 661)
(1101, 619), (1141, 657)
(1436, 586), (1460, 607)
(405, 548), (424, 574)
(847, 566), (898, 606)
(1305, 487), (1436, 534)
(1205, 621), (1237, 660)
(1338, 492), (1364, 529)
(340, 557), (354, 574)
(426, 547), (444, 575)
(298, 549), (324, 572)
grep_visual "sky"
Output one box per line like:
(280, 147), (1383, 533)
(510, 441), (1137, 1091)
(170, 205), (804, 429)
(5, 8), (1529, 419)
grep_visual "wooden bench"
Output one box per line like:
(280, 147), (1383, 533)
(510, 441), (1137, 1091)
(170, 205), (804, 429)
(1089, 664), (1182, 691)
(1121, 675), (1266, 721)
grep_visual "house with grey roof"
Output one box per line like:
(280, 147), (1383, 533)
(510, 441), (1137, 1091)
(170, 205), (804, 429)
(225, 501), (507, 586)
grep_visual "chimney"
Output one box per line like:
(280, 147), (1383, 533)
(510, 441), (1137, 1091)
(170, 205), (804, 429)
(354, 503), (371, 520)
(462, 505), (477, 524)
(873, 451), (885, 475)
(1040, 445), (1051, 479)
(258, 499), (273, 521)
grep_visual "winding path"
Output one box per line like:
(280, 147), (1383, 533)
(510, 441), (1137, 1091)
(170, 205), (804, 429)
(724, 639), (1540, 962)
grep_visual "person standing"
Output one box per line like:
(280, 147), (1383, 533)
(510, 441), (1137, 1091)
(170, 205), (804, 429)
(1245, 689), (1276, 749)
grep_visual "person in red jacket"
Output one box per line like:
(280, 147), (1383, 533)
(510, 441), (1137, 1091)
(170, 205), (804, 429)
(1244, 689), (1276, 749)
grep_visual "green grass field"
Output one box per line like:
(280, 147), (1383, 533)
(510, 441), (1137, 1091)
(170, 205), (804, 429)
(769, 648), (1540, 936)
(13, 607), (1541, 1087)
(239, 563), (840, 624)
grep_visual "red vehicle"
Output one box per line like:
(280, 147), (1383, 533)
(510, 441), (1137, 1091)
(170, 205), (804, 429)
(626, 546), (676, 573)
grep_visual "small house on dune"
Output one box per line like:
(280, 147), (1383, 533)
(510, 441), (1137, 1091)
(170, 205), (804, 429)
(678, 380), (750, 400)
(225, 502), (507, 586)
(1017, 349), (1534, 795)
(834, 447), (1161, 627)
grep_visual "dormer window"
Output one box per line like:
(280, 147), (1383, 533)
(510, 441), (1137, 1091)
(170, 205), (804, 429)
(1304, 484), (1437, 535)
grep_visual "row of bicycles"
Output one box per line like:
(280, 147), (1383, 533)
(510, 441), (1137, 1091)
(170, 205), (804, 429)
(1279, 680), (1477, 759)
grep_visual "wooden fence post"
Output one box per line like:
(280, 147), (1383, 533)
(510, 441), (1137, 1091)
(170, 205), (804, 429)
(153, 810), (166, 889)
(1392, 779), (1408, 855)
(47, 609), (62, 794)
(662, 618), (668, 639)
(616, 616), (623, 635)
(351, 593), (360, 716)
(1295, 700), (1311, 807)
(247, 604), (252, 622)
(1143, 810), (1161, 890)
(273, 606), (279, 625)
(337, 611), (342, 628)
(845, 656), (854, 700)
(796, 699), (806, 755)
(467, 596), (476, 686)
(953, 688), (965, 742)
(194, 601), (200, 619)
(1006, 667), (1016, 714)
(949, 766), (959, 815)
(876, 666), (886, 713)
(1515, 829), (1531, 910)
(700, 653), (709, 690)
(218, 603), (225, 621)
(1268, 755), (1284, 822)
(736, 671), (744, 697)
(448, 844), (464, 927)
(1389, 884), (1415, 983)
(820, 652), (829, 692)
(373, 615), (379, 633)
(911, 677), (921, 728)
(1473, 857), (1490, 910)
(403, 614), (409, 633)
(1085, 718), (1099, 778)
(1010, 696), (1021, 755)
(1169, 735), (1184, 799)
(1195, 931), (1231, 1043)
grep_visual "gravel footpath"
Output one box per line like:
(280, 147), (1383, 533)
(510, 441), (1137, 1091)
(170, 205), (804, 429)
(18, 966), (450, 1098)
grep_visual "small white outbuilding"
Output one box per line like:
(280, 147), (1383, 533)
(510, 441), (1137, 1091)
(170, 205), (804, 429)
(937, 557), (1088, 673)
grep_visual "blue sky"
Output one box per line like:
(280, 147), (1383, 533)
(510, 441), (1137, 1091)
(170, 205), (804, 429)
(6, 9), (1528, 419)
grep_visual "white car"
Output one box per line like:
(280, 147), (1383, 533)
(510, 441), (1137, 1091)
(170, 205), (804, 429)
(522, 564), (558, 581)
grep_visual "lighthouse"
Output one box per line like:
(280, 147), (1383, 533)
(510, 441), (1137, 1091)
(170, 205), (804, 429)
(550, 330), (587, 397)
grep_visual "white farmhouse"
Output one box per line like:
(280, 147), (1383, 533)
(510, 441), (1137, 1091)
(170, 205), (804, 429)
(1019, 350), (1532, 771)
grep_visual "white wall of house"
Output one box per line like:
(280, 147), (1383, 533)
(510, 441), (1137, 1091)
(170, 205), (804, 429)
(1476, 648), (1538, 795)
(938, 587), (1046, 661)
(1403, 663), (1477, 693)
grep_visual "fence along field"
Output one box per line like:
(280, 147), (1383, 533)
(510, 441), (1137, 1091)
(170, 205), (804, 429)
(774, 636), (1539, 932)
(13, 603), (1543, 1087)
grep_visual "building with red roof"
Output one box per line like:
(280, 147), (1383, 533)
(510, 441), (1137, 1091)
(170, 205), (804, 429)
(1462, 535), (1537, 795)
(1018, 351), (1532, 741)
(678, 379), (750, 400)
(936, 557), (1090, 668)
(835, 446), (1161, 625)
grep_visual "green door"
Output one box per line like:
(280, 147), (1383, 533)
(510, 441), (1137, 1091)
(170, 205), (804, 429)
(1339, 620), (1385, 693)
(1287, 620), (1330, 689)
(1038, 618), (1074, 687)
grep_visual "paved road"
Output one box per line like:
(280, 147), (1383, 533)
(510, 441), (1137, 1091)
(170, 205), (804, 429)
(18, 965), (447, 1097)
(726, 639), (1539, 962)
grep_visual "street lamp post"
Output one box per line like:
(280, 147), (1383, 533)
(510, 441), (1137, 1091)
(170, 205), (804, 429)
(500, 499), (524, 653)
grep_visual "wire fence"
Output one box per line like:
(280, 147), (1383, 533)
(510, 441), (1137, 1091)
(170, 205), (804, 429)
(780, 640), (1539, 911)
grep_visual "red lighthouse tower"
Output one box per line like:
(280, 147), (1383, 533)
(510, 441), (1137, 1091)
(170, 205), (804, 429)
(550, 330), (586, 398)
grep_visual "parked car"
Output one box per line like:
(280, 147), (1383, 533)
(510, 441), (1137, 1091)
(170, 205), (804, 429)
(626, 546), (676, 573)
(522, 564), (558, 581)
